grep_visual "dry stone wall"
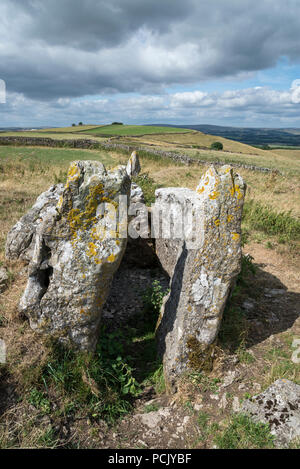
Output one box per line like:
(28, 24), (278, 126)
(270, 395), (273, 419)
(0, 136), (279, 174)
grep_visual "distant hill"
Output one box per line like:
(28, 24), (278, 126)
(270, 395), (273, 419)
(150, 124), (300, 146)
(0, 126), (46, 132)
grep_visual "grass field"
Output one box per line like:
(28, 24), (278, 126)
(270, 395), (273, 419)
(36, 125), (102, 133)
(0, 131), (106, 141)
(83, 124), (193, 137)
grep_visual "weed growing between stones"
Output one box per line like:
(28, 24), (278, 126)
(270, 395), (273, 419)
(119, 279), (168, 393)
(142, 280), (166, 316)
(19, 278), (168, 427)
(21, 335), (141, 425)
(132, 173), (163, 205)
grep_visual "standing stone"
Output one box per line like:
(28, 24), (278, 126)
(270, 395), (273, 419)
(242, 379), (300, 447)
(155, 165), (246, 393)
(125, 151), (157, 267)
(126, 151), (141, 178)
(16, 160), (130, 351)
(154, 187), (199, 277)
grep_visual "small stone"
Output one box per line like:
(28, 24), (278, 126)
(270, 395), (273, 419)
(232, 396), (240, 412)
(242, 299), (255, 311)
(194, 403), (203, 411)
(218, 393), (228, 410)
(130, 182), (144, 205)
(252, 382), (262, 392)
(0, 267), (9, 293)
(264, 288), (286, 297)
(137, 440), (148, 448)
(221, 370), (237, 388)
(137, 407), (171, 429)
(242, 379), (300, 447)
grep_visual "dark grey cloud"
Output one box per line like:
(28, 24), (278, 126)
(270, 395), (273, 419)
(9, 0), (192, 50)
(0, 0), (300, 101)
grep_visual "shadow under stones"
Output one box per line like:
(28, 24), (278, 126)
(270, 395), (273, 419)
(219, 262), (300, 352)
(155, 243), (188, 360)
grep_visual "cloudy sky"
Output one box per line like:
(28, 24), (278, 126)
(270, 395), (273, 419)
(1, 0), (300, 128)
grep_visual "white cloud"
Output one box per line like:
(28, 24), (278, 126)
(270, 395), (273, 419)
(1, 80), (299, 127)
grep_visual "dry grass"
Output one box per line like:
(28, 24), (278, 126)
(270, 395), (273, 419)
(0, 131), (106, 141)
(117, 133), (300, 175)
(35, 125), (102, 133)
(128, 131), (276, 157)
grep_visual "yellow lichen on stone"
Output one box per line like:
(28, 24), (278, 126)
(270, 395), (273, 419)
(57, 196), (63, 210)
(230, 184), (243, 200)
(87, 242), (97, 258)
(227, 214), (233, 223)
(107, 253), (116, 263)
(197, 186), (205, 194)
(209, 191), (220, 200)
(231, 232), (240, 241)
(214, 219), (220, 227)
(65, 162), (81, 189)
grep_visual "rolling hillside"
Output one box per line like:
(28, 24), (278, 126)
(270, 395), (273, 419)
(151, 124), (300, 147)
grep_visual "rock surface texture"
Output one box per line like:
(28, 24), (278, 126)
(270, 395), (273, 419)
(0, 267), (9, 294)
(156, 165), (246, 393)
(6, 184), (64, 262)
(11, 160), (130, 350)
(126, 151), (141, 178)
(242, 379), (300, 447)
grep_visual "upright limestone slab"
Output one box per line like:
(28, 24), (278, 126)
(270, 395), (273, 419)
(154, 187), (199, 277)
(126, 151), (141, 178)
(18, 161), (130, 351)
(156, 165), (246, 393)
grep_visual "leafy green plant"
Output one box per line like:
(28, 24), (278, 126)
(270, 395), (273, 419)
(37, 332), (142, 424)
(142, 280), (166, 316)
(28, 388), (51, 414)
(133, 173), (163, 205)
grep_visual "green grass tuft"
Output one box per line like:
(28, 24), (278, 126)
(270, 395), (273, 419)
(243, 199), (300, 242)
(215, 414), (275, 449)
